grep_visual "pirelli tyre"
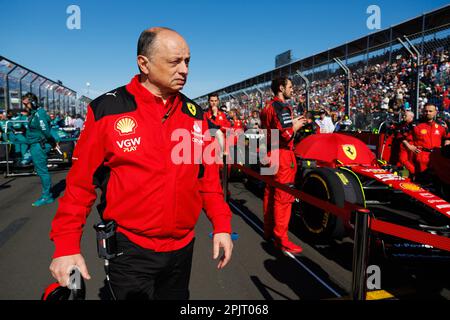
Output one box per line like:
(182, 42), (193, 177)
(58, 141), (75, 164)
(294, 167), (364, 241)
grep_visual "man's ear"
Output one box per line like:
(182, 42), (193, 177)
(137, 55), (150, 75)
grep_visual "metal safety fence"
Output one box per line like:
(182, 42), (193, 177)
(0, 56), (89, 117)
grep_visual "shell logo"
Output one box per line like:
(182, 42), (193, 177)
(420, 129), (428, 135)
(114, 116), (138, 136)
(193, 122), (202, 133)
(400, 182), (423, 192)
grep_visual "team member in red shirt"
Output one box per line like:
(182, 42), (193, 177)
(204, 93), (231, 160)
(49, 27), (233, 300)
(204, 93), (231, 133)
(260, 77), (306, 254)
(391, 111), (414, 171)
(230, 108), (245, 146)
(403, 103), (450, 178)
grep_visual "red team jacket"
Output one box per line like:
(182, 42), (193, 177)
(260, 97), (295, 151)
(406, 121), (449, 173)
(407, 121), (448, 150)
(50, 75), (232, 258)
(204, 110), (231, 133)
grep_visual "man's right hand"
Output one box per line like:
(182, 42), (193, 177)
(293, 116), (307, 133)
(408, 144), (421, 154)
(49, 254), (91, 287)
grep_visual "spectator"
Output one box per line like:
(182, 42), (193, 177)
(315, 109), (335, 133)
(73, 114), (84, 130)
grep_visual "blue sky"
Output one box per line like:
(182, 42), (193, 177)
(1, 0), (448, 99)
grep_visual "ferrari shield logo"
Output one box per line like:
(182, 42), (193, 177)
(342, 144), (357, 160)
(187, 102), (197, 116)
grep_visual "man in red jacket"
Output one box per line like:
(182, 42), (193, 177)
(404, 103), (450, 178)
(260, 77), (306, 254)
(205, 93), (231, 132)
(204, 94), (232, 176)
(49, 27), (233, 300)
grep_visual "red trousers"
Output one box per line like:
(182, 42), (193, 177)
(398, 144), (415, 174)
(263, 149), (297, 245)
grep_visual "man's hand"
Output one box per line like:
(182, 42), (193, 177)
(409, 145), (421, 154)
(292, 116), (307, 133)
(49, 254), (91, 287)
(404, 141), (421, 154)
(212, 233), (233, 269)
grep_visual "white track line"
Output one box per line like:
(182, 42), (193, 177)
(229, 200), (342, 298)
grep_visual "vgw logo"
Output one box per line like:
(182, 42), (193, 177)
(367, 265), (381, 290)
(116, 137), (141, 153)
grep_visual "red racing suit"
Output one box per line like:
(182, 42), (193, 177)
(405, 121), (449, 174)
(204, 110), (231, 134)
(231, 118), (245, 146)
(260, 97), (297, 245)
(204, 110), (232, 175)
(50, 75), (232, 258)
(390, 121), (413, 171)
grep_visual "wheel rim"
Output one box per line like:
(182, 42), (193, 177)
(300, 174), (332, 234)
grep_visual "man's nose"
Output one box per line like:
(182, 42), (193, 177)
(178, 62), (188, 76)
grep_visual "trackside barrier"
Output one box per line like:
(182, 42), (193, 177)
(3, 120), (34, 177)
(352, 209), (371, 300)
(227, 163), (450, 300)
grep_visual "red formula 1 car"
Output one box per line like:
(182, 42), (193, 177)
(290, 133), (450, 262)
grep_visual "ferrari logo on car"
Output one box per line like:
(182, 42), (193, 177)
(342, 144), (357, 160)
(187, 102), (197, 116)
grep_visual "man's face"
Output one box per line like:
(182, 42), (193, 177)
(22, 98), (31, 110)
(320, 112), (325, 120)
(143, 31), (190, 95)
(403, 112), (414, 123)
(208, 97), (219, 112)
(423, 105), (437, 121)
(281, 80), (293, 100)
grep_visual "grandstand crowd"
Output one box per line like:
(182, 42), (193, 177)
(212, 48), (450, 133)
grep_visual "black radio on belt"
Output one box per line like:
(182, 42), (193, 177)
(93, 220), (118, 260)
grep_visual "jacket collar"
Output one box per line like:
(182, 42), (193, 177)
(126, 75), (180, 108)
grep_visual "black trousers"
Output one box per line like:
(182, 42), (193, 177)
(107, 233), (195, 300)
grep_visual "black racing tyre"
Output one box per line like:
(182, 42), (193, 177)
(59, 141), (75, 163)
(0, 143), (7, 162)
(296, 167), (345, 241)
(336, 168), (366, 236)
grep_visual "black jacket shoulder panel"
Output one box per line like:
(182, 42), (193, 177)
(180, 94), (204, 120)
(90, 86), (137, 121)
(273, 100), (293, 129)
